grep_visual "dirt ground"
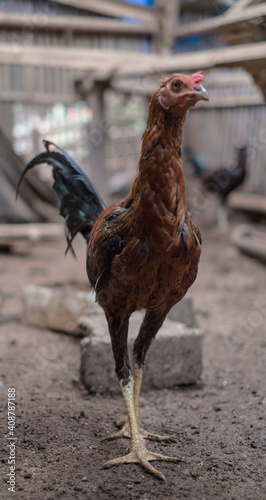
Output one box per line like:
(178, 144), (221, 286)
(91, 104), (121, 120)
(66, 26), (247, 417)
(0, 224), (265, 500)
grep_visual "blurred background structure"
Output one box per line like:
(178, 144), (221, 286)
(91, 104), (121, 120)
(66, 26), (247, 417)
(0, 0), (266, 223)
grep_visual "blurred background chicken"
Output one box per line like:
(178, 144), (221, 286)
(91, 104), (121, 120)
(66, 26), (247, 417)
(188, 144), (248, 229)
(18, 72), (209, 481)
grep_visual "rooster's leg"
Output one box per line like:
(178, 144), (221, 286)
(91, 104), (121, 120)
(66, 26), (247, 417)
(131, 309), (175, 441)
(104, 375), (180, 480)
(217, 202), (228, 230)
(106, 309), (172, 442)
(104, 313), (179, 480)
(114, 362), (174, 442)
(133, 362), (174, 441)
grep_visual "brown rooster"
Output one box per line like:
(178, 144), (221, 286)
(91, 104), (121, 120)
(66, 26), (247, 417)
(17, 72), (209, 480)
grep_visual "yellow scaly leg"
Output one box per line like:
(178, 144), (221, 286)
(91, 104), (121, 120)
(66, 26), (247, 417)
(106, 363), (174, 442)
(103, 375), (179, 480)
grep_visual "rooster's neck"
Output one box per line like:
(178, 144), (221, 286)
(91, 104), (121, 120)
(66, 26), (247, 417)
(126, 99), (188, 243)
(146, 96), (187, 149)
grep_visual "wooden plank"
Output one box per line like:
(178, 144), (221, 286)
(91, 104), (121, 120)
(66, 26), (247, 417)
(55, 0), (157, 25)
(0, 90), (78, 104)
(0, 169), (37, 222)
(127, 41), (266, 76)
(224, 32), (253, 45)
(87, 83), (107, 198)
(0, 127), (57, 211)
(175, 3), (266, 38)
(225, 0), (254, 17)
(76, 66), (120, 97)
(0, 41), (266, 74)
(221, 20), (252, 33)
(0, 223), (64, 247)
(229, 192), (266, 215)
(0, 12), (157, 34)
(0, 102), (13, 140)
(157, 0), (180, 54)
(0, 44), (160, 69)
(231, 224), (266, 263)
(116, 42), (266, 79)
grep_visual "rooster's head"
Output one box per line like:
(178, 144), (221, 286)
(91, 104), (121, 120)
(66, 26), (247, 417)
(158, 72), (209, 114)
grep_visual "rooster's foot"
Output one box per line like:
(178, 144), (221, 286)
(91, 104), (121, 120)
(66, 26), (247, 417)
(104, 418), (175, 442)
(103, 443), (181, 480)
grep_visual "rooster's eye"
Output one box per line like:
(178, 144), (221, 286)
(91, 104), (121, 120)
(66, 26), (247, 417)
(172, 80), (181, 91)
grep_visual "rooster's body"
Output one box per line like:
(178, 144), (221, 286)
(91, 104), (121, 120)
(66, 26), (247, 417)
(18, 72), (209, 481)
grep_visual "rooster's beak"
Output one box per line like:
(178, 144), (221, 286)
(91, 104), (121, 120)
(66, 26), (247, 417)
(194, 85), (209, 102)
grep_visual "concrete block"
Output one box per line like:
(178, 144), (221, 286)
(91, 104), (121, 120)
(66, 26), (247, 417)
(167, 296), (196, 328)
(79, 312), (203, 394)
(0, 223), (64, 251)
(22, 285), (101, 334)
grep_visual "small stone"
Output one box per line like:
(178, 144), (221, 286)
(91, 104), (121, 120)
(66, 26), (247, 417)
(190, 469), (199, 479)
(47, 394), (61, 401)
(24, 472), (32, 479)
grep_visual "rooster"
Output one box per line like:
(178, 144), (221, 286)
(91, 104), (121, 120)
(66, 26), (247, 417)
(189, 145), (247, 228)
(17, 72), (209, 481)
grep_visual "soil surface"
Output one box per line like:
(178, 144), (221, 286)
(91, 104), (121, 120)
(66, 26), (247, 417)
(0, 226), (265, 500)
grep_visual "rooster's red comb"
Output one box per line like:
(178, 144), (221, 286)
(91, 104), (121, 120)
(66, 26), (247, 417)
(191, 72), (203, 85)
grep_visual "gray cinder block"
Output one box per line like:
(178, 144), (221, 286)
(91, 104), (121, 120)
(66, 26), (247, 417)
(22, 285), (101, 334)
(79, 312), (203, 394)
(167, 296), (196, 328)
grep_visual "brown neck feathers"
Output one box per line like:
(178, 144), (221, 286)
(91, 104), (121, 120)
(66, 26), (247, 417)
(123, 93), (188, 243)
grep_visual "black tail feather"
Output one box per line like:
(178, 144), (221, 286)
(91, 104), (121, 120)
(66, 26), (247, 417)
(17, 141), (107, 246)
